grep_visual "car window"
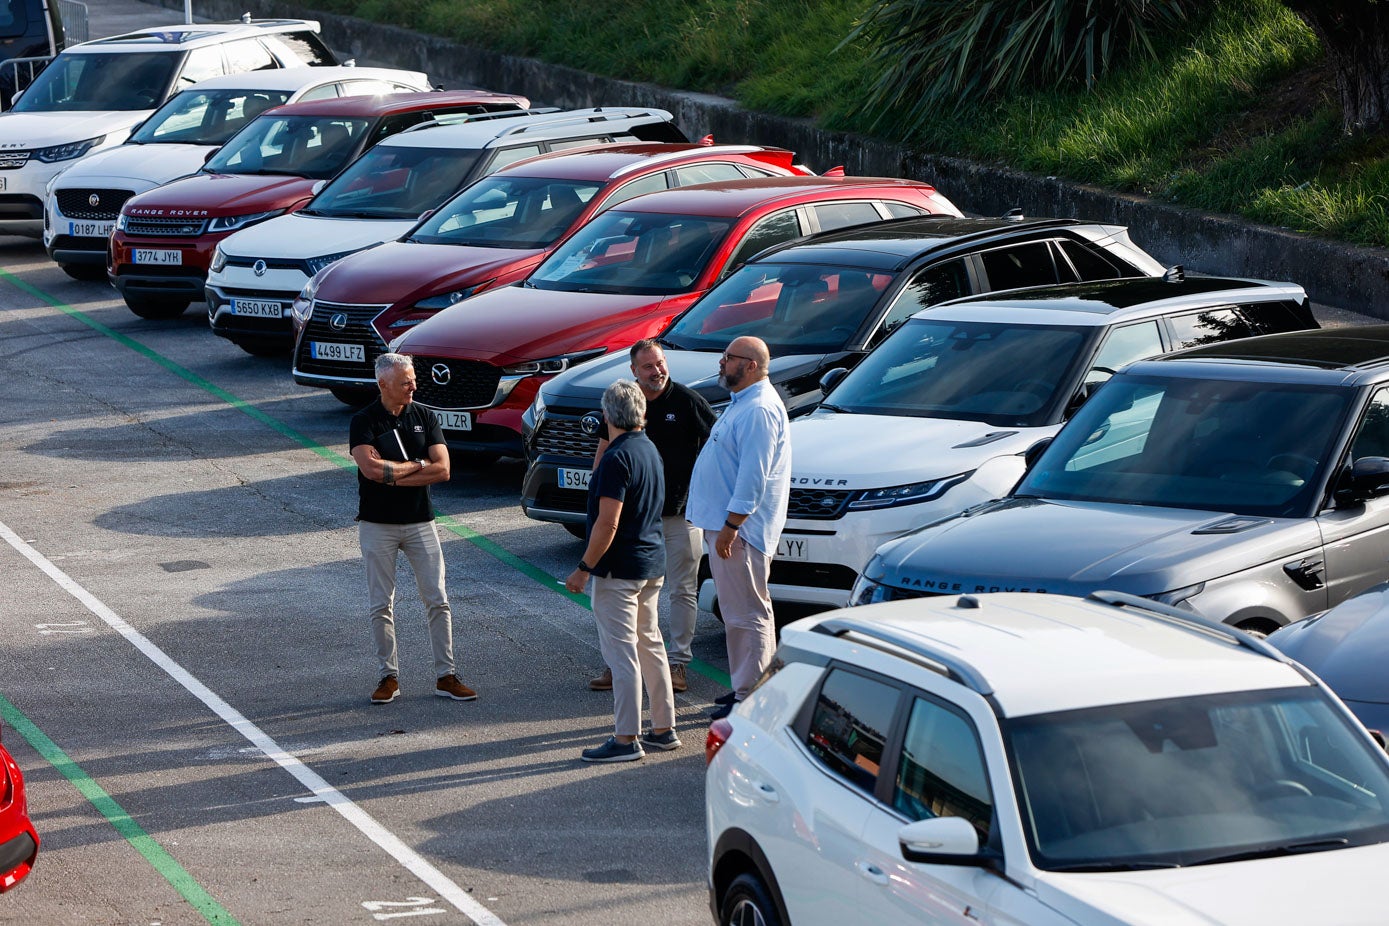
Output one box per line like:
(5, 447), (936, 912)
(880, 259), (970, 333)
(726, 209), (805, 271)
(223, 38), (277, 74)
(1088, 321), (1163, 384)
(1058, 239), (1125, 280)
(674, 163), (747, 186)
(408, 175), (600, 247)
(297, 82), (339, 102)
(131, 88), (291, 145)
(373, 112), (426, 143)
(340, 78), (411, 97)
(805, 668), (900, 794)
(177, 46), (225, 89)
(1350, 388), (1389, 460)
(813, 200), (883, 232)
(547, 136), (607, 152)
(893, 697), (992, 841)
(979, 242), (1061, 290)
(1243, 300), (1312, 334)
(0, 0), (28, 38)
(12, 50), (180, 112)
(530, 210), (733, 296)
(883, 201), (928, 218)
(600, 172), (670, 211)
(486, 144), (544, 174)
(262, 31), (336, 67)
(1168, 308), (1254, 349)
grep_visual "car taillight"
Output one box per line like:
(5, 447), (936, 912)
(705, 718), (733, 766)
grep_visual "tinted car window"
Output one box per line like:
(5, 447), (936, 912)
(1058, 239), (1124, 280)
(1350, 388), (1389, 460)
(407, 175), (599, 247)
(224, 38), (276, 74)
(979, 242), (1061, 290)
(1169, 308), (1254, 349)
(1088, 321), (1163, 383)
(1244, 300), (1312, 335)
(894, 697), (992, 841)
(204, 114), (369, 178)
(674, 163), (746, 185)
(813, 200), (882, 231)
(0, 0), (28, 37)
(601, 172), (669, 210)
(881, 259), (970, 332)
(13, 50), (178, 111)
(883, 201), (927, 218)
(727, 209), (804, 270)
(530, 210), (732, 296)
(263, 31), (335, 66)
(307, 144), (493, 220)
(487, 144), (543, 173)
(805, 668), (899, 794)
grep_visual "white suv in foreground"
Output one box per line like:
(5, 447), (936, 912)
(706, 591), (1389, 926)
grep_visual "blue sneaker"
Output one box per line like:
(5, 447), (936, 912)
(641, 729), (681, 752)
(581, 737), (644, 763)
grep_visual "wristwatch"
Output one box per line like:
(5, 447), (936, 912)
(576, 560), (594, 573)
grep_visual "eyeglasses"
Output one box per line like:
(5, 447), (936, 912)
(721, 351), (756, 363)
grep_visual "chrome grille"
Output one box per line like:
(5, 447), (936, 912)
(293, 301), (388, 377)
(533, 417), (601, 459)
(123, 216), (208, 237)
(411, 356), (501, 409)
(787, 487), (854, 520)
(0, 152), (30, 170)
(56, 188), (134, 220)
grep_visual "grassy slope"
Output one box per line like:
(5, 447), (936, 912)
(313, 0), (1389, 248)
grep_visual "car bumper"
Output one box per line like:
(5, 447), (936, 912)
(0, 160), (60, 236)
(521, 459), (589, 524)
(205, 281), (298, 345)
(109, 232), (217, 300)
(0, 828), (37, 892)
(46, 232), (110, 265)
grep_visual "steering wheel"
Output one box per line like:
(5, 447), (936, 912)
(1256, 778), (1313, 801)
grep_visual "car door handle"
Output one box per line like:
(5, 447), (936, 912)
(750, 781), (779, 803)
(855, 860), (889, 886)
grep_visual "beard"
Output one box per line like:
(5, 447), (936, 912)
(718, 370), (737, 390)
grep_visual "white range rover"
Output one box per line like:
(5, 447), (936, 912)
(706, 590), (1389, 926)
(42, 65), (432, 279)
(0, 17), (337, 239)
(753, 274), (1314, 610)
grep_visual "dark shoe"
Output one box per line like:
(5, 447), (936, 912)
(714, 690), (738, 706)
(436, 674), (477, 701)
(370, 676), (400, 704)
(641, 729), (681, 752)
(669, 664), (688, 693)
(581, 737), (644, 763)
(588, 667), (613, 691)
(709, 700), (740, 721)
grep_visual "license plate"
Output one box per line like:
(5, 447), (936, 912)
(308, 341), (364, 362)
(134, 249), (182, 265)
(558, 467), (591, 490)
(69, 220), (113, 237)
(775, 536), (813, 562)
(0, 177), (7, 190)
(432, 410), (472, 431)
(230, 298), (282, 318)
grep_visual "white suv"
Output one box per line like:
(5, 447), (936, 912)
(706, 591), (1389, 926)
(42, 65), (432, 279)
(0, 17), (337, 237)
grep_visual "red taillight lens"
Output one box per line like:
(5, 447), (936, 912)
(705, 718), (734, 766)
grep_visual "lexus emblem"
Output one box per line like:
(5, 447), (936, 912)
(431, 363), (451, 386)
(329, 313), (348, 331)
(88, 193), (100, 207)
(580, 413), (603, 436)
(252, 259), (267, 277)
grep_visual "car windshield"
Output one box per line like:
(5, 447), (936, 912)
(1017, 373), (1351, 518)
(527, 210), (733, 296)
(661, 262), (894, 354)
(302, 145), (487, 220)
(1006, 687), (1389, 871)
(405, 174), (597, 247)
(128, 88), (293, 145)
(825, 318), (1090, 427)
(203, 114), (370, 179)
(11, 50), (178, 112)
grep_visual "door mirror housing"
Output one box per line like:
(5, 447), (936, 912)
(818, 366), (848, 396)
(1023, 437), (1053, 471)
(1335, 456), (1389, 505)
(899, 817), (984, 865)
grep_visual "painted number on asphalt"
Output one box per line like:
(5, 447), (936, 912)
(362, 897), (447, 920)
(35, 621), (92, 635)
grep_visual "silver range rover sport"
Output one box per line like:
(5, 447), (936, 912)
(850, 325), (1389, 636)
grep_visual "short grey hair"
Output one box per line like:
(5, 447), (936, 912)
(601, 379), (646, 431)
(375, 352), (412, 381)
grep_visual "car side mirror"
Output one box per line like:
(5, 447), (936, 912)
(1065, 381), (1102, 419)
(1335, 456), (1389, 505)
(898, 817), (984, 865)
(818, 367), (848, 396)
(417, 208), (436, 222)
(311, 180), (327, 195)
(1023, 437), (1053, 471)
(203, 148), (216, 163)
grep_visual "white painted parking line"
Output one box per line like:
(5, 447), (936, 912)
(0, 519), (507, 926)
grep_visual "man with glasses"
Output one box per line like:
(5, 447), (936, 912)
(686, 336), (791, 720)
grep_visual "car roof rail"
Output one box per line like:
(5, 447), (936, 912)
(812, 614), (995, 697)
(1087, 590), (1287, 661)
(493, 108), (671, 138)
(608, 144), (769, 178)
(401, 107), (562, 133)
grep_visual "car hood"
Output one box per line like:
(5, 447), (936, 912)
(0, 110), (147, 147)
(220, 212), (416, 260)
(789, 412), (1050, 489)
(55, 142), (211, 189)
(865, 496), (1322, 596)
(122, 173), (315, 218)
(393, 286), (676, 364)
(1269, 584), (1389, 703)
(1035, 844), (1389, 926)
(314, 241), (545, 305)
(539, 348), (825, 408)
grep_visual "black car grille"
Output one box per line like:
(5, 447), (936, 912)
(123, 216), (208, 237)
(410, 356), (501, 409)
(0, 194), (42, 219)
(768, 560), (859, 591)
(293, 301), (389, 377)
(533, 417), (601, 459)
(225, 254), (315, 276)
(56, 188), (134, 220)
(787, 488), (855, 520)
(533, 483), (587, 514)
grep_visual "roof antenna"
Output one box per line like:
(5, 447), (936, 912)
(1164, 264), (1185, 282)
(241, 12), (252, 23)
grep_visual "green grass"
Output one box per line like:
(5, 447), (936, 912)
(311, 0), (1389, 247)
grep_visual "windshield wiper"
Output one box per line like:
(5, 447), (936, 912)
(818, 402), (850, 413)
(1048, 860), (1181, 872)
(1189, 838), (1350, 867)
(520, 279), (536, 288)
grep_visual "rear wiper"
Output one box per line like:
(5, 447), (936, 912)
(1190, 838), (1349, 866)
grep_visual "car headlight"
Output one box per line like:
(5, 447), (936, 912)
(846, 473), (972, 511)
(849, 574), (892, 607)
(413, 279), (495, 311)
(207, 209), (285, 233)
(290, 273), (322, 324)
(34, 135), (105, 163)
(523, 390), (547, 432)
(502, 348), (606, 377)
(1148, 582), (1206, 610)
(209, 245), (227, 274)
(116, 213), (129, 232)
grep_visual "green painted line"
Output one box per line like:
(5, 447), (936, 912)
(0, 694), (240, 926)
(1, 268), (732, 690)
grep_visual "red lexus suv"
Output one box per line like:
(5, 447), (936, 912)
(107, 89), (528, 319)
(385, 175), (962, 458)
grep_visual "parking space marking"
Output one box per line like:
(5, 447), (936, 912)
(0, 269), (732, 690)
(0, 518), (507, 926)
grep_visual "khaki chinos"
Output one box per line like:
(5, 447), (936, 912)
(360, 519), (455, 679)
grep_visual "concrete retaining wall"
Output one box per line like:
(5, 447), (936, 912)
(165, 0), (1389, 318)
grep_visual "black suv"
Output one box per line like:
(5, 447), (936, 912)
(0, 0), (64, 108)
(520, 214), (1165, 529)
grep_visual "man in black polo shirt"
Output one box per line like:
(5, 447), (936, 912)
(589, 338), (716, 694)
(349, 352), (477, 706)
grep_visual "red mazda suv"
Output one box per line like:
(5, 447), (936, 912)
(0, 721), (38, 893)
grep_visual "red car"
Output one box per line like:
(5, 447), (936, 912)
(290, 141), (816, 405)
(108, 89), (529, 319)
(387, 175), (962, 458)
(0, 722), (38, 893)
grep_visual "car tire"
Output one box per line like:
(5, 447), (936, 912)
(563, 522), (586, 540)
(60, 263), (108, 282)
(124, 294), (191, 320)
(719, 872), (783, 926)
(235, 337), (289, 358)
(330, 386), (376, 408)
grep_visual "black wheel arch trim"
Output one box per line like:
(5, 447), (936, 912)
(711, 828), (791, 926)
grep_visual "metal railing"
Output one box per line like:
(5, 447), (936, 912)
(57, 0), (89, 44)
(0, 55), (52, 110)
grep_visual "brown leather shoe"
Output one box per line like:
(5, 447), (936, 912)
(370, 676), (399, 704)
(435, 674), (478, 701)
(588, 667), (613, 691)
(669, 664), (688, 693)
